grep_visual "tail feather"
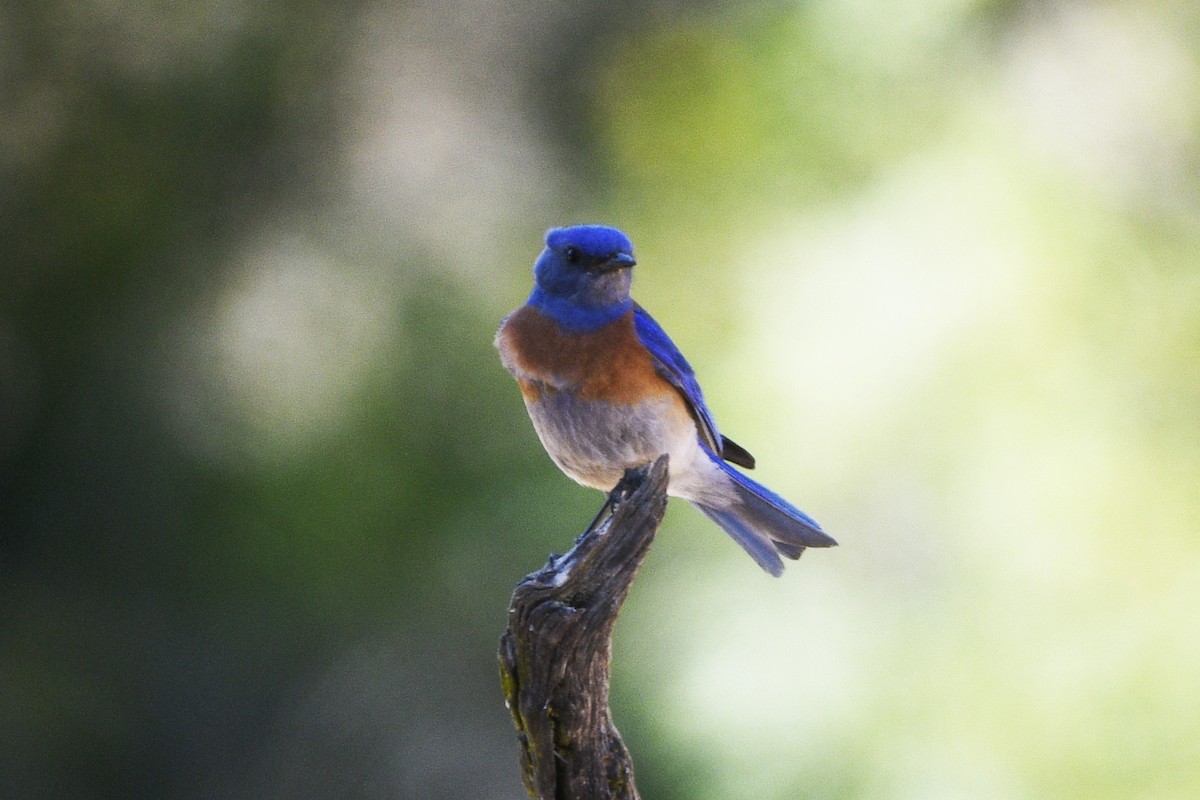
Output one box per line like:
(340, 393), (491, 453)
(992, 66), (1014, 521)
(694, 457), (836, 576)
(772, 539), (806, 560)
(722, 461), (836, 550)
(696, 504), (785, 576)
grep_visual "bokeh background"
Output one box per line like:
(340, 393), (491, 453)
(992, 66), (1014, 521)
(3, 1), (1199, 798)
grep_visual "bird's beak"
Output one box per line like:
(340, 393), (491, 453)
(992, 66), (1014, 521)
(598, 252), (636, 272)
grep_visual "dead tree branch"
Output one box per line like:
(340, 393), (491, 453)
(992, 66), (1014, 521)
(499, 455), (669, 800)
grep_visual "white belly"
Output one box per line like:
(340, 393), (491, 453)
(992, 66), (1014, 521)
(524, 391), (713, 496)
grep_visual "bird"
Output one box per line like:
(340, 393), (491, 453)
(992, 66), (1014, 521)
(495, 225), (836, 576)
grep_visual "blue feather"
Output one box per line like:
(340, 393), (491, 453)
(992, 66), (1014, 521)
(690, 449), (835, 572)
(632, 304), (724, 453)
(527, 286), (631, 332)
(718, 458), (828, 537)
(695, 504), (786, 576)
(545, 225), (633, 257)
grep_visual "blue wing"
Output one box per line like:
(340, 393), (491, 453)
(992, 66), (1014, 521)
(633, 304), (755, 468)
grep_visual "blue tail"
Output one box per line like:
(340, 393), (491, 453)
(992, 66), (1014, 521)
(694, 458), (836, 577)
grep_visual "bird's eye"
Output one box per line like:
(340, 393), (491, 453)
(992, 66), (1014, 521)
(564, 246), (580, 265)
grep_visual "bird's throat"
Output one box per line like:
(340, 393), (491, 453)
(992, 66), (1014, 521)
(527, 287), (632, 332)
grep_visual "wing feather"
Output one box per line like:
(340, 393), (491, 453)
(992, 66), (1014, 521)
(632, 304), (755, 468)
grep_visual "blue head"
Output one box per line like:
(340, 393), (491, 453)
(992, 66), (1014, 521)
(529, 225), (637, 331)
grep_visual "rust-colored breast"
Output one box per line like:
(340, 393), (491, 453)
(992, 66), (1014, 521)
(497, 306), (677, 405)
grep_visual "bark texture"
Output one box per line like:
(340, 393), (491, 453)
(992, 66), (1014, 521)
(499, 456), (669, 800)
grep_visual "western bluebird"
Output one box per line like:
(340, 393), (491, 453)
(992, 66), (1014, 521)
(495, 225), (835, 576)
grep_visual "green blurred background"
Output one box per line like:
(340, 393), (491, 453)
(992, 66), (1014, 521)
(3, 1), (1199, 798)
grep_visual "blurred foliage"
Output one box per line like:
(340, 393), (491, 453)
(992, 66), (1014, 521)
(2, 1), (1199, 799)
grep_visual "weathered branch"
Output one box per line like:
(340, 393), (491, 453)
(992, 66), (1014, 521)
(499, 455), (669, 800)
